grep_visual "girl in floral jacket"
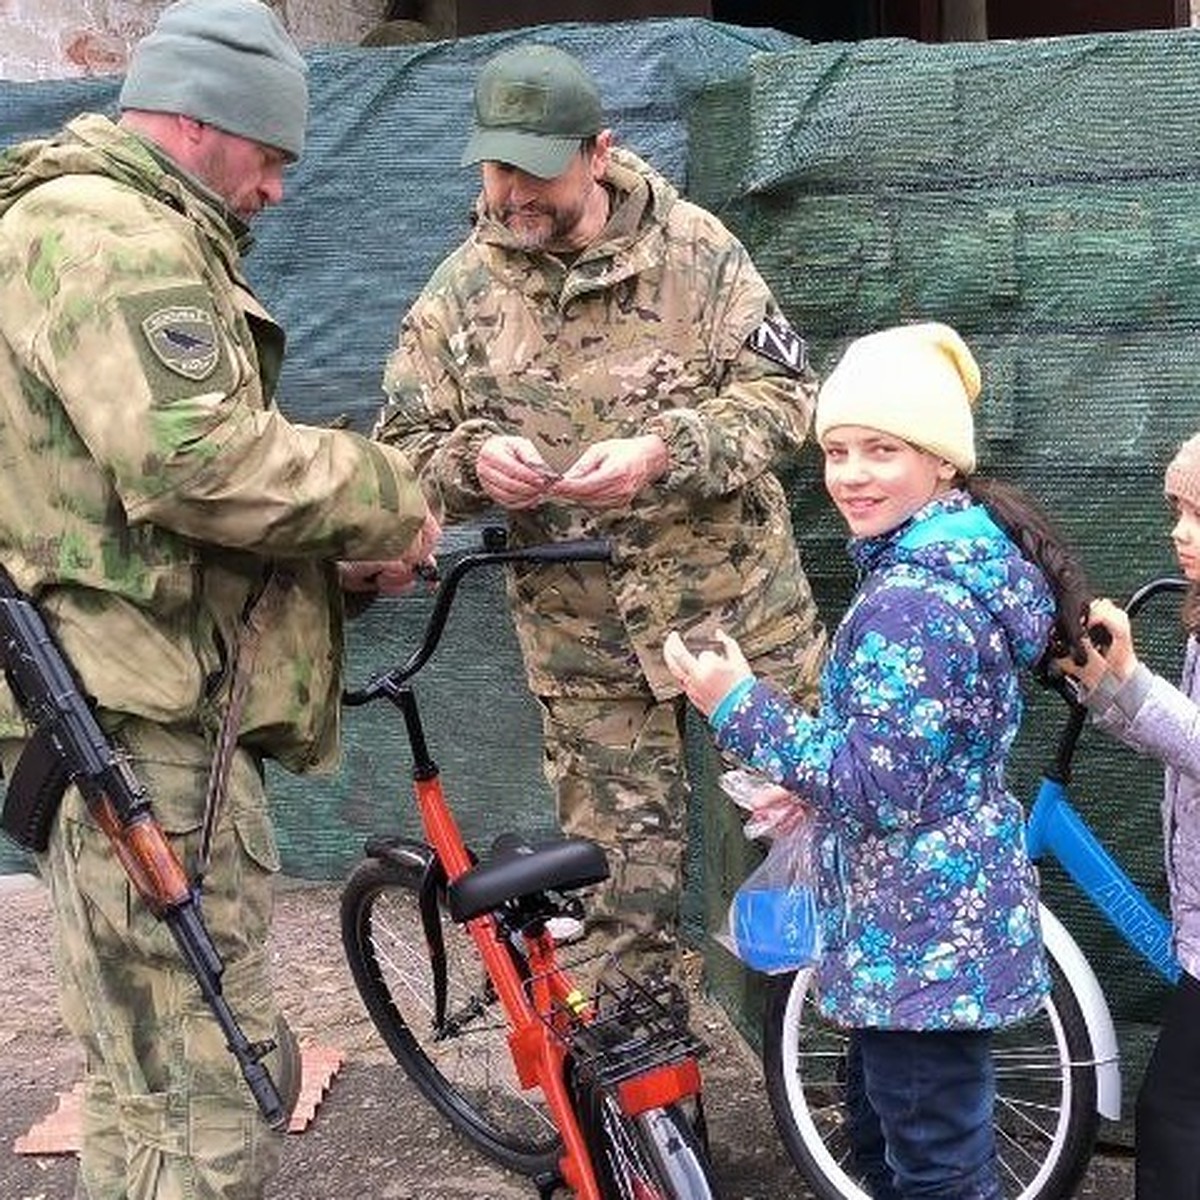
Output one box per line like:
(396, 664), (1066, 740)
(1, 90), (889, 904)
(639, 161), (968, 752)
(665, 322), (1088, 1200)
(1059, 431), (1200, 1200)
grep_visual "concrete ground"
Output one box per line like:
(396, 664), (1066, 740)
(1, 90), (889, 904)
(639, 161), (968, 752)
(1, 874), (1136, 1199)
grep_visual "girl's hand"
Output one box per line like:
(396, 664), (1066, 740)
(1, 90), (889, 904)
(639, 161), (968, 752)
(1056, 597), (1138, 689)
(663, 628), (753, 717)
(1084, 597), (1138, 682)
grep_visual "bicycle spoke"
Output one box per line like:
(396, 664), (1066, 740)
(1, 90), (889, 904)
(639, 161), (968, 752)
(375, 893), (554, 1123)
(343, 863), (562, 1170)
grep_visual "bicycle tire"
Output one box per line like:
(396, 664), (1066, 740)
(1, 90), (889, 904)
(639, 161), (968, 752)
(590, 1094), (719, 1200)
(762, 954), (1099, 1200)
(340, 853), (562, 1178)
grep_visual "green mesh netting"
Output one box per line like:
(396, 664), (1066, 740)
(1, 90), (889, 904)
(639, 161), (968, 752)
(688, 27), (1200, 1134)
(4, 22), (1195, 1133)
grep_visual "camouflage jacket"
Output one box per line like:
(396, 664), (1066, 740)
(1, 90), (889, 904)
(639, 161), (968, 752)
(0, 114), (427, 772)
(376, 148), (819, 699)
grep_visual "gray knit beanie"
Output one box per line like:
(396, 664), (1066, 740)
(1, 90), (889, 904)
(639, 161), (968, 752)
(119, 0), (308, 160)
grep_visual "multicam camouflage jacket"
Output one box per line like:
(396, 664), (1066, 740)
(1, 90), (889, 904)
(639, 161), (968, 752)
(0, 114), (427, 772)
(376, 147), (820, 699)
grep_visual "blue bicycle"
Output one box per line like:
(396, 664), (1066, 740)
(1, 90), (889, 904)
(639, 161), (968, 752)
(761, 576), (1185, 1199)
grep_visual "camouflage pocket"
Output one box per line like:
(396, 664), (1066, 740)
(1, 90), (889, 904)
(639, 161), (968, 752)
(232, 806), (280, 876)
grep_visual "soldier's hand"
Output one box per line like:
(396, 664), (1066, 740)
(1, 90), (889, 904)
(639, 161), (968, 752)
(340, 508), (441, 595)
(477, 436), (560, 509)
(403, 507), (442, 574)
(552, 435), (668, 509)
(663, 628), (753, 718)
(338, 559), (422, 596)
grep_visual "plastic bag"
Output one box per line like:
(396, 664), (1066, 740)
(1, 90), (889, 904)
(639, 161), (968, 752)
(718, 768), (809, 840)
(715, 770), (821, 974)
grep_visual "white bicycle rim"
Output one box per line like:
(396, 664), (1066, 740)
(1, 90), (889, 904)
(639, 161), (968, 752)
(774, 967), (1085, 1200)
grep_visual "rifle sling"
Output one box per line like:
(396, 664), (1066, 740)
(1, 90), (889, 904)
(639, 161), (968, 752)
(198, 569), (292, 879)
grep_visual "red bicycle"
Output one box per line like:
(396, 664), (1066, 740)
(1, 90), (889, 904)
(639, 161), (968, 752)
(339, 528), (721, 1199)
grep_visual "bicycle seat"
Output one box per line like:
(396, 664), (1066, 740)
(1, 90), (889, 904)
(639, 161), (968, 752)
(447, 835), (609, 923)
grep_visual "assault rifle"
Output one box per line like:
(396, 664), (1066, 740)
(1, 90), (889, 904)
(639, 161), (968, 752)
(0, 565), (287, 1128)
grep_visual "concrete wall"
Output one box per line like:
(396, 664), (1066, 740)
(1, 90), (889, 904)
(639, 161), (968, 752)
(0, 0), (400, 81)
(7, 2), (1200, 81)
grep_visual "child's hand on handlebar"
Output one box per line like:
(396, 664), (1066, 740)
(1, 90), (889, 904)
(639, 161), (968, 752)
(1055, 597), (1138, 690)
(1085, 598), (1138, 679)
(663, 628), (753, 718)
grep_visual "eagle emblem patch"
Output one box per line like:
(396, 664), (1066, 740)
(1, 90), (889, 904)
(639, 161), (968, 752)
(142, 306), (219, 380)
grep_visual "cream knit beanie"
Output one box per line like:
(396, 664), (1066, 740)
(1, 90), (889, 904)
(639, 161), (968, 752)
(815, 322), (982, 474)
(1165, 432), (1200, 509)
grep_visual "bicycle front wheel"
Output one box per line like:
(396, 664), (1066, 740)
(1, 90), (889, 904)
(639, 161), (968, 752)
(762, 956), (1099, 1200)
(590, 1095), (718, 1200)
(340, 853), (562, 1177)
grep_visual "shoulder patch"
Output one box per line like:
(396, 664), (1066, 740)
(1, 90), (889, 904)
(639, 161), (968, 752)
(748, 315), (808, 375)
(141, 306), (220, 381)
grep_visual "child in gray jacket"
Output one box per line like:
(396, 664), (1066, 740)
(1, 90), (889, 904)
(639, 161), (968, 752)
(1060, 431), (1200, 1200)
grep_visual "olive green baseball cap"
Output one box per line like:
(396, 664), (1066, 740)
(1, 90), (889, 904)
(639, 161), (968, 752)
(461, 44), (604, 179)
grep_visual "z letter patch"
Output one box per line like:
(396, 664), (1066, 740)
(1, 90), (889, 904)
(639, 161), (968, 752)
(142, 306), (219, 381)
(748, 315), (808, 375)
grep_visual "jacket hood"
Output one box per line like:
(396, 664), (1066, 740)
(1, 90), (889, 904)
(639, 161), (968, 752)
(0, 113), (245, 252)
(852, 490), (1055, 670)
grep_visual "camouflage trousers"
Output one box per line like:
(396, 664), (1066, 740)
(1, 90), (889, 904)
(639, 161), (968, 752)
(3, 720), (299, 1200)
(538, 636), (824, 984)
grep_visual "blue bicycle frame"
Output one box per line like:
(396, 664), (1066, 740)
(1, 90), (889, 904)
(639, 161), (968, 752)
(1024, 577), (1185, 987)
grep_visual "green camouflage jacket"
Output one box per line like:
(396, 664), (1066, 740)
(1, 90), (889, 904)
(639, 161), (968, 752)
(0, 114), (427, 772)
(376, 148), (819, 698)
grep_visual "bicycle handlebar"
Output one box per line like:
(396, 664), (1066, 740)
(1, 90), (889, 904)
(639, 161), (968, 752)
(1043, 575), (1187, 779)
(1123, 575), (1188, 619)
(343, 528), (613, 706)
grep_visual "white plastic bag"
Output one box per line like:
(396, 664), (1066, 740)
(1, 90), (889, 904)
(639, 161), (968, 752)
(715, 771), (821, 974)
(718, 768), (808, 840)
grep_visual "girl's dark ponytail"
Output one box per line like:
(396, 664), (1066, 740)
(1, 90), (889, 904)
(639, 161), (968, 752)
(964, 475), (1093, 666)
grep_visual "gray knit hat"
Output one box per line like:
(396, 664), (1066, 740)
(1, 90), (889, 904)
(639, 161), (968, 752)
(119, 0), (308, 160)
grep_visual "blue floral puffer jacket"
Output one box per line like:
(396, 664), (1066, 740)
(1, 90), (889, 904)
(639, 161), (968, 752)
(713, 491), (1054, 1030)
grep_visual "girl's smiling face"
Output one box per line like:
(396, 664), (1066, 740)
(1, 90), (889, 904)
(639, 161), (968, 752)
(823, 425), (957, 538)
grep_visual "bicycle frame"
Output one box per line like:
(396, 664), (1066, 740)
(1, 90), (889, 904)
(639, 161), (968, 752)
(343, 531), (707, 1200)
(384, 674), (604, 1199)
(1024, 576), (1187, 1120)
(1026, 576), (1184, 987)
(1027, 773), (1180, 986)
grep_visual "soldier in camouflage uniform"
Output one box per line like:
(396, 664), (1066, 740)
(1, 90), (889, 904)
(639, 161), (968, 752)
(374, 43), (826, 981)
(0, 2), (437, 1197)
